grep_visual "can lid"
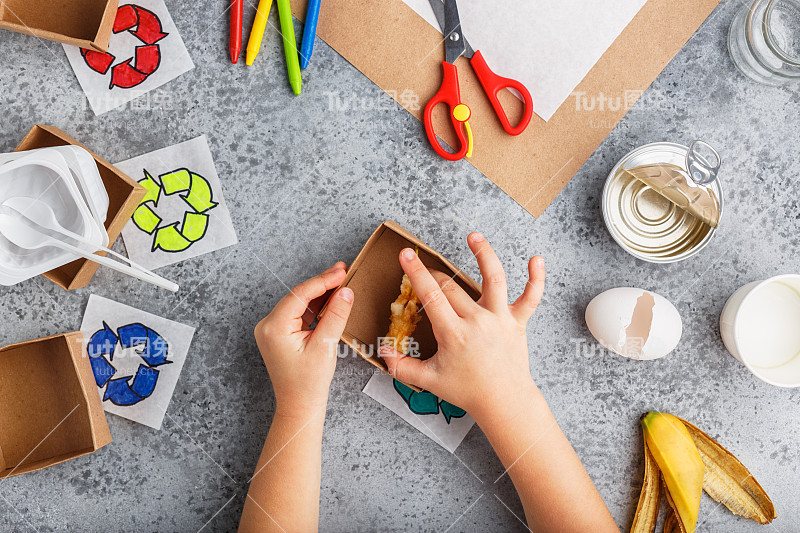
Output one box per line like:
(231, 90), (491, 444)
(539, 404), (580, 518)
(622, 140), (722, 229)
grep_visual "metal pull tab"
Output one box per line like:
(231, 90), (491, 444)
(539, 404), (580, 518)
(686, 140), (721, 185)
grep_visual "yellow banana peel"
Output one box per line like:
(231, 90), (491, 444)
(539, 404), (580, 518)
(663, 506), (680, 533)
(676, 416), (776, 524)
(630, 434), (660, 533)
(642, 412), (704, 533)
(630, 412), (776, 533)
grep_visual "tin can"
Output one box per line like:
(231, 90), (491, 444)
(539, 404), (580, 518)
(602, 142), (724, 263)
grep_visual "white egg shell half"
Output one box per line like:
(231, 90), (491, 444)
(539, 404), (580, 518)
(585, 287), (682, 360)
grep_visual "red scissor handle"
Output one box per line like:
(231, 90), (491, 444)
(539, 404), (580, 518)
(470, 50), (533, 136)
(424, 61), (473, 161)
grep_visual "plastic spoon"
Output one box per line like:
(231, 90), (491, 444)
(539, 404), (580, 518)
(0, 210), (179, 292)
(3, 197), (148, 273)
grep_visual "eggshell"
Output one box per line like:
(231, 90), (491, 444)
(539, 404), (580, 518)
(585, 287), (682, 360)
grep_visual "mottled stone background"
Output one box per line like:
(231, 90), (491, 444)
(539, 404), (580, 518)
(1, 0), (798, 531)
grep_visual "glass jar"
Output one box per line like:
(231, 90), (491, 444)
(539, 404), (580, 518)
(728, 0), (800, 85)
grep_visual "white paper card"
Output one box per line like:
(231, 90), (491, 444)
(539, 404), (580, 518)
(363, 371), (475, 453)
(403, 0), (647, 121)
(80, 294), (195, 430)
(63, 0), (194, 115)
(117, 135), (238, 270)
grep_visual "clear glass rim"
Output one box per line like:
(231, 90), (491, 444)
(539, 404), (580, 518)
(760, 0), (800, 67)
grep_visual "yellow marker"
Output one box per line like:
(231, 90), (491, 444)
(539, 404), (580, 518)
(245, 0), (274, 66)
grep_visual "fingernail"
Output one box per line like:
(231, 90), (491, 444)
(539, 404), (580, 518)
(401, 248), (416, 260)
(339, 287), (354, 303)
(470, 232), (485, 242)
(535, 256), (544, 267)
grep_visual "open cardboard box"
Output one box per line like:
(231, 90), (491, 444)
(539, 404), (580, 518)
(331, 221), (481, 390)
(14, 125), (146, 291)
(0, 0), (118, 52)
(0, 332), (112, 479)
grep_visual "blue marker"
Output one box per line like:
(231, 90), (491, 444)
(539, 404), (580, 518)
(299, 0), (322, 69)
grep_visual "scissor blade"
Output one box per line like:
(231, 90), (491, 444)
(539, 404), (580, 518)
(427, 0), (474, 59)
(435, 0), (467, 64)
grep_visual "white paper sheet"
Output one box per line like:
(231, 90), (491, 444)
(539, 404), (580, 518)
(80, 294), (195, 430)
(403, 0), (647, 121)
(363, 371), (475, 453)
(63, 0), (194, 115)
(117, 135), (238, 270)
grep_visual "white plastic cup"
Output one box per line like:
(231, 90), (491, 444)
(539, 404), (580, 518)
(720, 274), (800, 387)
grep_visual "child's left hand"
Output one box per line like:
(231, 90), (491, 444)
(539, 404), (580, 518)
(254, 262), (354, 417)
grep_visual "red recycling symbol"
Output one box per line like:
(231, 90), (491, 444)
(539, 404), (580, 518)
(81, 4), (169, 89)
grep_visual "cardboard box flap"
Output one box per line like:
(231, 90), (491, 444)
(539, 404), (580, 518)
(337, 222), (480, 385)
(65, 332), (112, 449)
(1, 449), (97, 478)
(15, 125), (146, 290)
(0, 0), (119, 52)
(92, 0), (118, 51)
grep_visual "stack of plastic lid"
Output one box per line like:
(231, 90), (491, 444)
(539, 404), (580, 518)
(0, 146), (109, 285)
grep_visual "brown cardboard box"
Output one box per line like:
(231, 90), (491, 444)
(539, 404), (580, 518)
(0, 0), (118, 52)
(0, 332), (112, 479)
(14, 125), (146, 291)
(334, 222), (481, 388)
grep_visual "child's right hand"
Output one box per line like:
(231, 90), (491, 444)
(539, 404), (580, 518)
(379, 232), (545, 424)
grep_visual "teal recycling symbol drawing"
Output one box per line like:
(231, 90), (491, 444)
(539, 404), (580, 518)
(132, 167), (218, 253)
(393, 379), (466, 423)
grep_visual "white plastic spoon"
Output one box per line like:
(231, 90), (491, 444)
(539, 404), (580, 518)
(0, 210), (179, 292)
(3, 197), (153, 275)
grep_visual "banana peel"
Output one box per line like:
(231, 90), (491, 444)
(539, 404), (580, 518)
(642, 412), (704, 533)
(630, 434), (660, 533)
(630, 412), (775, 533)
(676, 416), (776, 524)
(663, 506), (680, 533)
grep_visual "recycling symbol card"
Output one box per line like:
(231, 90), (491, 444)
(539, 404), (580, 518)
(363, 371), (475, 453)
(81, 294), (195, 430)
(63, 0), (194, 115)
(117, 135), (238, 270)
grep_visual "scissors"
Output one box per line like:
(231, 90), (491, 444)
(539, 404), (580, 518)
(423, 0), (534, 161)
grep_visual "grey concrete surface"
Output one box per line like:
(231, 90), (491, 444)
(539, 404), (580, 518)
(1, 0), (799, 531)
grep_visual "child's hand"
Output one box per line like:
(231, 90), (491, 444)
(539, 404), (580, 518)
(254, 262), (354, 417)
(379, 233), (545, 423)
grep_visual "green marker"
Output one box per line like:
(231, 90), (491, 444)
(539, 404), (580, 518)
(276, 0), (301, 95)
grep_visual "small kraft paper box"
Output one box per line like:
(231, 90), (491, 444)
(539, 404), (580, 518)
(332, 221), (481, 390)
(0, 0), (118, 52)
(0, 332), (112, 479)
(15, 125), (146, 291)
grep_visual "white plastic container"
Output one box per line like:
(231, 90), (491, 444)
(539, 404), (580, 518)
(0, 150), (104, 285)
(0, 145), (109, 239)
(720, 274), (800, 387)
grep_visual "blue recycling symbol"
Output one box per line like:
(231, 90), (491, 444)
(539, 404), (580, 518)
(87, 322), (171, 406)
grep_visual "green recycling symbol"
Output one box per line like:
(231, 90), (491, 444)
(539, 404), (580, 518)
(132, 168), (218, 253)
